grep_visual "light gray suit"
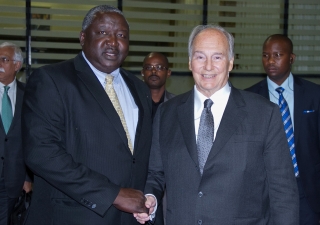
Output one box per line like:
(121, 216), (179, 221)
(145, 86), (299, 225)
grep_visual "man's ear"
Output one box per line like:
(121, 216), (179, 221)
(14, 61), (22, 73)
(290, 53), (296, 64)
(79, 31), (85, 46)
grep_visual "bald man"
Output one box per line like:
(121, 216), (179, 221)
(246, 34), (320, 224)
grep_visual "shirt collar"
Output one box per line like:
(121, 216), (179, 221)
(267, 72), (294, 93)
(82, 51), (120, 84)
(0, 79), (16, 92)
(194, 82), (231, 119)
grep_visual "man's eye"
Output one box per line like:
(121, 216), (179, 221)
(99, 31), (107, 35)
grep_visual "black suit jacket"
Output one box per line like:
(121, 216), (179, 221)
(22, 53), (153, 225)
(245, 76), (320, 213)
(145, 86), (299, 224)
(0, 80), (26, 198)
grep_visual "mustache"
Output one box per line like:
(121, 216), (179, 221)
(147, 74), (160, 79)
(0, 68), (5, 73)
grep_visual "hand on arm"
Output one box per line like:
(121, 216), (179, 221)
(133, 195), (157, 224)
(113, 188), (148, 214)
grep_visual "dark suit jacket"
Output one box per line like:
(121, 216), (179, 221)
(22, 53), (153, 225)
(0, 80), (26, 198)
(164, 90), (175, 102)
(245, 76), (320, 213)
(145, 86), (299, 225)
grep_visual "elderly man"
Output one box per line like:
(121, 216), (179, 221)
(0, 42), (32, 225)
(22, 5), (152, 225)
(135, 25), (299, 225)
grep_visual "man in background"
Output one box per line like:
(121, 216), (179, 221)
(142, 52), (175, 119)
(246, 34), (320, 224)
(141, 52), (175, 224)
(22, 5), (152, 225)
(135, 25), (299, 225)
(0, 42), (32, 225)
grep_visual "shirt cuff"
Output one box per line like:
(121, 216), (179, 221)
(145, 194), (157, 221)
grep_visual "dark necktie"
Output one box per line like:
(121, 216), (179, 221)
(197, 99), (214, 175)
(275, 87), (299, 177)
(1, 86), (13, 134)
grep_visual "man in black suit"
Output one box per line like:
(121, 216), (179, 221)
(0, 42), (32, 225)
(135, 25), (299, 225)
(141, 52), (175, 119)
(246, 34), (320, 224)
(22, 5), (152, 225)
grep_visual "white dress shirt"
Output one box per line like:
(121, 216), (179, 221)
(82, 52), (138, 149)
(194, 82), (231, 141)
(267, 73), (294, 129)
(0, 79), (17, 116)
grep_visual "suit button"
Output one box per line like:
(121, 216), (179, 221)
(133, 158), (136, 164)
(91, 204), (96, 209)
(198, 219), (202, 224)
(4, 138), (8, 142)
(198, 192), (203, 197)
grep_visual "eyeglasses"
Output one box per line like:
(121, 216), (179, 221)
(143, 65), (168, 71)
(0, 57), (17, 64)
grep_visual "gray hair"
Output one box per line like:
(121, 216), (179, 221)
(188, 24), (234, 60)
(0, 42), (24, 63)
(82, 5), (129, 31)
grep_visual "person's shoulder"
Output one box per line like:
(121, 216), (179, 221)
(237, 88), (276, 108)
(294, 75), (320, 91)
(244, 79), (266, 92)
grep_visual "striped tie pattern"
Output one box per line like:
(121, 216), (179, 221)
(197, 99), (214, 175)
(1, 86), (13, 134)
(105, 75), (133, 154)
(276, 87), (299, 177)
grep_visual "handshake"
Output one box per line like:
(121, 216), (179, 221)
(113, 188), (156, 224)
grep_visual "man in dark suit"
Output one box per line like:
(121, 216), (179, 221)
(141, 52), (175, 224)
(134, 25), (299, 225)
(246, 34), (320, 224)
(141, 52), (175, 119)
(0, 42), (32, 225)
(22, 5), (152, 225)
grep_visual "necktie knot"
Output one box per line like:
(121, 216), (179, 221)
(106, 74), (114, 85)
(4, 86), (10, 93)
(204, 99), (213, 110)
(275, 87), (284, 94)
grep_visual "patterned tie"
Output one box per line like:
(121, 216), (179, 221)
(105, 75), (133, 154)
(197, 99), (214, 175)
(1, 86), (13, 134)
(276, 87), (299, 177)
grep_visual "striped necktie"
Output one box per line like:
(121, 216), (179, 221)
(1, 86), (13, 134)
(197, 99), (214, 175)
(276, 87), (299, 177)
(105, 75), (133, 154)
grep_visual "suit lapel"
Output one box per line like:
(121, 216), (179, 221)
(257, 79), (269, 99)
(177, 90), (198, 166)
(74, 53), (128, 150)
(293, 76), (304, 142)
(119, 68), (146, 153)
(205, 87), (247, 166)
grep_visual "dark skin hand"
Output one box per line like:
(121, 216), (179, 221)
(113, 188), (148, 214)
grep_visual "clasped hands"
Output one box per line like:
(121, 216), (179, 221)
(113, 188), (156, 224)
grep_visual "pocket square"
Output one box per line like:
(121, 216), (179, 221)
(303, 110), (315, 113)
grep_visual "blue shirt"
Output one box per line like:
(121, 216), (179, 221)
(267, 73), (294, 130)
